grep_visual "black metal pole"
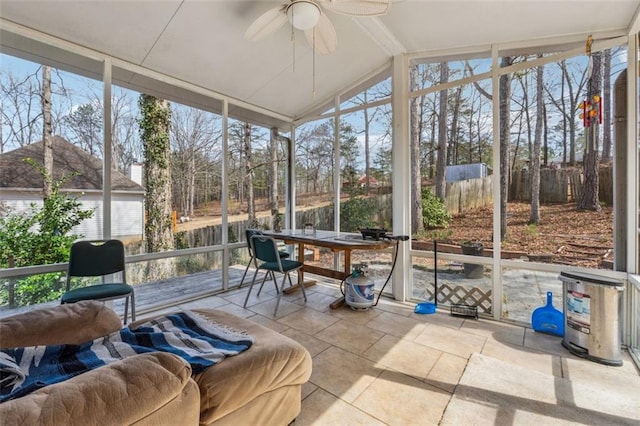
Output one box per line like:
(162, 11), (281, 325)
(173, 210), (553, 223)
(434, 240), (438, 307)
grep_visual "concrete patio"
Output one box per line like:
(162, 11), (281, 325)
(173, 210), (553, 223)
(132, 277), (640, 426)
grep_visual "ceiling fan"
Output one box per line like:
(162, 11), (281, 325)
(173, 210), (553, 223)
(244, 0), (391, 55)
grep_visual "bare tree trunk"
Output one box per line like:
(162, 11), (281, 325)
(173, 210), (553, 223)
(409, 65), (423, 234)
(139, 95), (175, 257)
(269, 128), (279, 216)
(364, 100), (371, 192)
(578, 52), (602, 212)
(529, 60), (544, 225)
(435, 62), (449, 200)
(543, 102), (549, 166)
(500, 56), (513, 240)
(42, 65), (53, 200)
(601, 49), (612, 162)
(244, 122), (256, 224)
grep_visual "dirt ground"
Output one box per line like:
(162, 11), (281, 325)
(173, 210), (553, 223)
(178, 199), (614, 269)
(442, 202), (614, 268)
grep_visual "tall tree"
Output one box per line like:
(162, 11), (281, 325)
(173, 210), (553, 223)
(529, 60), (544, 225)
(578, 51), (602, 211)
(409, 64), (423, 234)
(42, 65), (53, 200)
(63, 103), (102, 156)
(243, 122), (256, 224)
(138, 94), (174, 254)
(499, 56), (514, 240)
(435, 62), (449, 200)
(269, 128), (280, 216)
(601, 49), (612, 162)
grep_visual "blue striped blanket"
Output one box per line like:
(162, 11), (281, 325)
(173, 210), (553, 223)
(0, 311), (253, 402)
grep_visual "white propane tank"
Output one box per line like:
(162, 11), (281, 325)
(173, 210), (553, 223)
(344, 264), (375, 310)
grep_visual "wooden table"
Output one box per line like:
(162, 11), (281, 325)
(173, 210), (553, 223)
(262, 230), (394, 308)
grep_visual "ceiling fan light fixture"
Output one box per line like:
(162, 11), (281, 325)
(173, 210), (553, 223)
(286, 1), (321, 30)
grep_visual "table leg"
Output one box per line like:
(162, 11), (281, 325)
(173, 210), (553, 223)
(283, 241), (316, 294)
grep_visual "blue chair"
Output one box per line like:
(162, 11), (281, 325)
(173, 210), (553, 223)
(61, 240), (135, 324)
(244, 235), (306, 316)
(239, 229), (290, 294)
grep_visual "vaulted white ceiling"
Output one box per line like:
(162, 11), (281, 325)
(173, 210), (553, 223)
(1, 1), (639, 129)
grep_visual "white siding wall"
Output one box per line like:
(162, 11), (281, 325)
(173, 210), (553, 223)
(0, 191), (144, 240)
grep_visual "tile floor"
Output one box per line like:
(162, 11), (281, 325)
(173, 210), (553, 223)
(140, 279), (640, 425)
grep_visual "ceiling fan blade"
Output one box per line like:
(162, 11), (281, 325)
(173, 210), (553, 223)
(318, 0), (390, 17)
(304, 13), (337, 55)
(244, 6), (288, 41)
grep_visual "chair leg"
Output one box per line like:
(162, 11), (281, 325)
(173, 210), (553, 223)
(272, 271), (280, 293)
(256, 270), (270, 296)
(238, 255), (255, 288)
(243, 268), (260, 308)
(274, 274), (288, 316)
(297, 271), (308, 302)
(124, 296), (129, 324)
(238, 263), (251, 288)
(130, 290), (136, 323)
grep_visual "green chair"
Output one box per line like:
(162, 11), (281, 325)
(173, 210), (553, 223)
(243, 235), (306, 316)
(61, 240), (135, 324)
(239, 229), (290, 295)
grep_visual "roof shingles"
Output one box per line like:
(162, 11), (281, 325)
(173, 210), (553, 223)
(0, 137), (143, 192)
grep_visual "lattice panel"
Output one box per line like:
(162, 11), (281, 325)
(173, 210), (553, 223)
(423, 283), (492, 314)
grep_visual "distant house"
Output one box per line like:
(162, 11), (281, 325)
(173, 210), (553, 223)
(0, 136), (144, 240)
(358, 175), (380, 187)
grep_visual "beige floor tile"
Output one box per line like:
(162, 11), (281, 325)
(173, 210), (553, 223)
(410, 310), (466, 329)
(413, 323), (487, 359)
(278, 308), (339, 334)
(292, 291), (341, 313)
(523, 328), (569, 356)
(177, 296), (227, 310)
(365, 311), (427, 341)
(296, 388), (385, 426)
(310, 346), (383, 403)
(327, 304), (383, 326)
(307, 282), (344, 297)
(353, 369), (451, 426)
(247, 314), (290, 333)
(459, 317), (525, 346)
(248, 297), (304, 318)
(481, 339), (562, 376)
(315, 319), (384, 354)
(425, 352), (468, 393)
(301, 382), (318, 400)
(373, 298), (415, 316)
(211, 302), (257, 318)
(363, 334), (442, 380)
(225, 283), (277, 307)
(561, 355), (640, 391)
(282, 328), (331, 357)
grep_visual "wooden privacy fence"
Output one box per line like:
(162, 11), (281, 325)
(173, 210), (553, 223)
(510, 167), (613, 205)
(441, 176), (493, 215)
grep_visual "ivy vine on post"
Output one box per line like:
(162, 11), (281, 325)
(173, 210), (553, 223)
(137, 94), (175, 254)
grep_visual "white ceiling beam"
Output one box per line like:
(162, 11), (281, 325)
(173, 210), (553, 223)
(353, 16), (406, 56)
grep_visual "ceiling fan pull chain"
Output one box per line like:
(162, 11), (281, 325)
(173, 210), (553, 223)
(312, 27), (316, 99)
(291, 23), (297, 72)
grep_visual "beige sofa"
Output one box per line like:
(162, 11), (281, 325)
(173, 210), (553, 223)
(0, 301), (312, 425)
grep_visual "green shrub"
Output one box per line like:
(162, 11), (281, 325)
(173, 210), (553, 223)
(421, 188), (450, 229)
(0, 160), (94, 307)
(340, 195), (376, 232)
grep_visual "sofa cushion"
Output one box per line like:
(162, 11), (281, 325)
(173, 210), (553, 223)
(190, 309), (312, 425)
(0, 301), (122, 349)
(0, 352), (200, 426)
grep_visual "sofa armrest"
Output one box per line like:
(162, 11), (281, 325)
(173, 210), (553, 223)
(0, 301), (122, 349)
(0, 352), (201, 426)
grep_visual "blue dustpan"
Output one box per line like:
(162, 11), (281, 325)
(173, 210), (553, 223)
(531, 291), (564, 337)
(414, 302), (436, 314)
